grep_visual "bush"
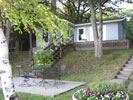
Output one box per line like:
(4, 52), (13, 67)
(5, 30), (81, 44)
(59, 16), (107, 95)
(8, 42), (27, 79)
(34, 50), (55, 69)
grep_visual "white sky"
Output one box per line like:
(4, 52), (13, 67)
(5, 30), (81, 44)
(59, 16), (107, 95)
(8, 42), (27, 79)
(57, 0), (133, 10)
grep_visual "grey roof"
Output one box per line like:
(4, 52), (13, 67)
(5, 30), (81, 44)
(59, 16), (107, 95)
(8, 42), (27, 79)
(64, 17), (126, 27)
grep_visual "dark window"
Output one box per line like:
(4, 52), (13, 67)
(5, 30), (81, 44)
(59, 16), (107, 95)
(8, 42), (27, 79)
(79, 29), (83, 40)
(43, 30), (48, 42)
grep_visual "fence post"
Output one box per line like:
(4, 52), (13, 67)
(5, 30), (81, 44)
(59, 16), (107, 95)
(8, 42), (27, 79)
(72, 35), (76, 51)
(60, 44), (62, 58)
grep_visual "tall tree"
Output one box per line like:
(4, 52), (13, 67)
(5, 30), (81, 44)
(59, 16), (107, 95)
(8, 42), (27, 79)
(29, 28), (33, 56)
(5, 19), (11, 46)
(58, 0), (90, 23)
(0, 0), (72, 100)
(51, 0), (56, 14)
(88, 0), (103, 57)
(48, 0), (57, 46)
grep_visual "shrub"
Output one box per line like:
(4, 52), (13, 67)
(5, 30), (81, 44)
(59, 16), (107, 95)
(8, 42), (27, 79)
(34, 50), (55, 69)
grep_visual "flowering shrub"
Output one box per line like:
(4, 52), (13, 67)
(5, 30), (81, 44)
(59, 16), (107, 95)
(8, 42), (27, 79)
(74, 81), (126, 100)
(34, 50), (55, 69)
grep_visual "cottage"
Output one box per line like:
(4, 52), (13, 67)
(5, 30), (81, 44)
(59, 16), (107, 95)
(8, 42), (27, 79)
(36, 17), (129, 49)
(73, 17), (128, 42)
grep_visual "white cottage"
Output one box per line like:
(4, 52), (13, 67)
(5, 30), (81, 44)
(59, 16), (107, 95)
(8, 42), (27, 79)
(36, 17), (128, 48)
(73, 17), (128, 43)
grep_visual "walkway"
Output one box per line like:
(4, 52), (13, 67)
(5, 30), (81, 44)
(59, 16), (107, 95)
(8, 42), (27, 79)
(0, 77), (87, 97)
(111, 55), (133, 90)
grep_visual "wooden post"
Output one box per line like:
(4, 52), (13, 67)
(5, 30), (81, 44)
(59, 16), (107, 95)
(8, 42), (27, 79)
(60, 44), (62, 58)
(72, 35), (76, 51)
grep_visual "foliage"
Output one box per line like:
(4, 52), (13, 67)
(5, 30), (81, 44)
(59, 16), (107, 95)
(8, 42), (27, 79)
(58, 0), (90, 23)
(0, 0), (72, 48)
(127, 20), (133, 44)
(75, 81), (126, 100)
(34, 50), (55, 69)
(89, 81), (124, 94)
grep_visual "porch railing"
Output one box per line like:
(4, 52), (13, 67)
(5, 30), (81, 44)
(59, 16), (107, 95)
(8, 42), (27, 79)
(44, 34), (75, 62)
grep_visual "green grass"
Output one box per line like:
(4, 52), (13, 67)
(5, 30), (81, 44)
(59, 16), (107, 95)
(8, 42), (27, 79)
(1, 49), (133, 100)
(56, 49), (133, 82)
(9, 51), (33, 77)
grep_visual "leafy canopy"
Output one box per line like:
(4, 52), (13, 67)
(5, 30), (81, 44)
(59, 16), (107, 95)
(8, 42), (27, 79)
(0, 0), (73, 48)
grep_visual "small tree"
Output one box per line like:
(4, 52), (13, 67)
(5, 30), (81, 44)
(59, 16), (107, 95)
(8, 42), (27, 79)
(0, 0), (72, 100)
(34, 50), (55, 69)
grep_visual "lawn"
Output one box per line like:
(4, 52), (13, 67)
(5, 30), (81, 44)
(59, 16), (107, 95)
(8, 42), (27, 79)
(0, 49), (133, 100)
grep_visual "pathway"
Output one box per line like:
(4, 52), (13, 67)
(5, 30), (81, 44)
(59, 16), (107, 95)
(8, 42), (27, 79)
(111, 55), (133, 90)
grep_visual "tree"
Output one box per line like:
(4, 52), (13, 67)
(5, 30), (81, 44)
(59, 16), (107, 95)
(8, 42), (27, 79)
(0, 0), (72, 100)
(29, 28), (33, 56)
(88, 0), (103, 57)
(5, 19), (11, 46)
(58, 0), (90, 23)
(48, 0), (57, 46)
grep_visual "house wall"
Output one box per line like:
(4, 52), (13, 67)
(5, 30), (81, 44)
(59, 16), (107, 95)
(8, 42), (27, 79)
(75, 22), (120, 42)
(74, 28), (78, 42)
(105, 23), (119, 40)
(36, 28), (48, 48)
(118, 22), (124, 40)
(90, 25), (106, 41)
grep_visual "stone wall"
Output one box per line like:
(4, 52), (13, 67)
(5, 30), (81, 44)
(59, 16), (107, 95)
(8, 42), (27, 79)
(75, 39), (130, 51)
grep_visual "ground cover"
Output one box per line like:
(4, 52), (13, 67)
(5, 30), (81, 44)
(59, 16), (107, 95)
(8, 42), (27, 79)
(56, 49), (133, 82)
(0, 49), (132, 100)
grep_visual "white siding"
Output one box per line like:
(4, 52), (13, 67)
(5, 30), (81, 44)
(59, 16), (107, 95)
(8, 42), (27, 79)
(90, 25), (106, 41)
(103, 25), (106, 40)
(106, 23), (118, 40)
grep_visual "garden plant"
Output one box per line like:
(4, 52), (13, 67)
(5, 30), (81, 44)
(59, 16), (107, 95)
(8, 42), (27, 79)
(74, 81), (129, 100)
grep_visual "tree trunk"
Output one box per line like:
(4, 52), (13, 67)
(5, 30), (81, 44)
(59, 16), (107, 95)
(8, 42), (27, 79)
(88, 0), (103, 58)
(0, 22), (18, 100)
(97, 0), (103, 57)
(5, 19), (11, 46)
(51, 0), (56, 15)
(15, 40), (19, 51)
(48, 0), (57, 46)
(29, 30), (33, 56)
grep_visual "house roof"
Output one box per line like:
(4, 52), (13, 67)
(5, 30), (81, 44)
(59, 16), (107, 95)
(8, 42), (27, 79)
(64, 17), (126, 27)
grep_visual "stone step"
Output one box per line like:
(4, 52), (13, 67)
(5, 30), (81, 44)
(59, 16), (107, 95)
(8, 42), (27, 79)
(124, 64), (133, 68)
(130, 75), (133, 80)
(122, 67), (133, 72)
(129, 58), (133, 61)
(120, 71), (132, 76)
(117, 74), (130, 77)
(116, 75), (129, 80)
(110, 79), (126, 84)
(127, 60), (133, 64)
(128, 81), (133, 89)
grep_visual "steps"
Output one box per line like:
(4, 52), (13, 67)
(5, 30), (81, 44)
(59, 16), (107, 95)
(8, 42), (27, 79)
(111, 55), (133, 84)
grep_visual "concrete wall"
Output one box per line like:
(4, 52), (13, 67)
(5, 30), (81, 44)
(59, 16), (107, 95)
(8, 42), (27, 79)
(75, 39), (130, 51)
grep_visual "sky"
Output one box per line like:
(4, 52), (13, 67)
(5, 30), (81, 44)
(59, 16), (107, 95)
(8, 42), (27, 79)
(57, 0), (133, 10)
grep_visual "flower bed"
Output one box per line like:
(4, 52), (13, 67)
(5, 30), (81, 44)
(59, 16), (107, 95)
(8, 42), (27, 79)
(73, 81), (129, 100)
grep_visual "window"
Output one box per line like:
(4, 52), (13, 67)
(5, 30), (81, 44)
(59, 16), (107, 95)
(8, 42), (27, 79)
(43, 29), (48, 42)
(79, 29), (84, 40)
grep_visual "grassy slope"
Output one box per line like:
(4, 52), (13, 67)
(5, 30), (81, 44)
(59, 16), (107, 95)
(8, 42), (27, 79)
(9, 51), (33, 77)
(0, 49), (133, 100)
(56, 49), (133, 82)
